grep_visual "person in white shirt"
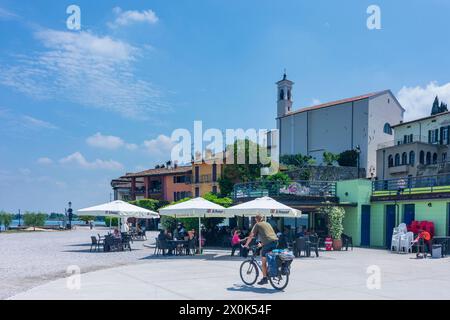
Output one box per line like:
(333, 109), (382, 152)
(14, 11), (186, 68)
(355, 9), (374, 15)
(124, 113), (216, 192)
(121, 218), (130, 233)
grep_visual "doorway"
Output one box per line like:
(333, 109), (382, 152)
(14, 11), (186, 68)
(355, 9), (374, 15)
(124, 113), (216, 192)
(361, 205), (371, 247)
(385, 205), (396, 249)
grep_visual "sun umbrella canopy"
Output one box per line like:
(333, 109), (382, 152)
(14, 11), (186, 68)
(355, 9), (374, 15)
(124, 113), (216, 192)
(226, 197), (301, 217)
(158, 197), (226, 218)
(77, 200), (159, 218)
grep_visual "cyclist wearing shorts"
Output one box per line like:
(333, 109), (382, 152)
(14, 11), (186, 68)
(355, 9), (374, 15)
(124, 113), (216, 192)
(243, 213), (278, 285)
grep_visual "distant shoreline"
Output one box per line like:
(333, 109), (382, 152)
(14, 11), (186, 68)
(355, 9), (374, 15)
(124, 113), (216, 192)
(0, 219), (106, 231)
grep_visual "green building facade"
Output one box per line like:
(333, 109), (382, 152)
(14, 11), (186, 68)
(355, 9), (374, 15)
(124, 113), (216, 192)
(337, 178), (450, 249)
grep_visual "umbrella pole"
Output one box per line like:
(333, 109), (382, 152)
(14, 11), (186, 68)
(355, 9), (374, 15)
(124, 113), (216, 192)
(198, 216), (202, 254)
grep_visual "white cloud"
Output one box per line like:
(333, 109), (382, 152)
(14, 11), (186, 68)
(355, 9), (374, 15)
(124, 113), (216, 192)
(0, 109), (57, 131)
(36, 29), (135, 61)
(86, 132), (138, 151)
(398, 81), (450, 121)
(311, 98), (321, 105)
(59, 152), (123, 170)
(37, 157), (53, 165)
(143, 134), (175, 156)
(109, 7), (159, 28)
(125, 143), (138, 151)
(22, 115), (58, 130)
(0, 29), (169, 119)
(0, 7), (17, 20)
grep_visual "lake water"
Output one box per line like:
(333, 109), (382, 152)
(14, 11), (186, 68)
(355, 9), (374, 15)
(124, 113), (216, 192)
(0, 219), (106, 231)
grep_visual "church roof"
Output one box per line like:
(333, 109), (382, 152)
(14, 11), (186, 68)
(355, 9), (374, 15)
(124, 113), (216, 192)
(278, 89), (396, 119)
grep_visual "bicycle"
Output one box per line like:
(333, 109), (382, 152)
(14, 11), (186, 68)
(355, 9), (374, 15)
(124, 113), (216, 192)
(239, 245), (290, 291)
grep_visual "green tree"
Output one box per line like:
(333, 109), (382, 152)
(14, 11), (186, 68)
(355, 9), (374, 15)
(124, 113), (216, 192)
(431, 96), (440, 115)
(23, 212), (48, 231)
(323, 152), (339, 166)
(440, 101), (448, 113)
(129, 198), (168, 212)
(280, 154), (316, 167)
(0, 211), (14, 231)
(319, 205), (345, 240)
(104, 217), (119, 227)
(218, 139), (270, 196)
(78, 216), (95, 224)
(337, 150), (358, 167)
(159, 193), (232, 236)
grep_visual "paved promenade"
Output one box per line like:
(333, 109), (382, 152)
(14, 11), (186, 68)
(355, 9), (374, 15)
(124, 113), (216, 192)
(10, 246), (450, 300)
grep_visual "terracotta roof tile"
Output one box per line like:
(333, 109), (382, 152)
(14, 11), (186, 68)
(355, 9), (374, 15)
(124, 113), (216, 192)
(125, 165), (192, 178)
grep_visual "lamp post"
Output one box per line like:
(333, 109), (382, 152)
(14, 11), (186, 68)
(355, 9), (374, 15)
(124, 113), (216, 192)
(18, 209), (21, 227)
(67, 201), (73, 230)
(355, 145), (361, 179)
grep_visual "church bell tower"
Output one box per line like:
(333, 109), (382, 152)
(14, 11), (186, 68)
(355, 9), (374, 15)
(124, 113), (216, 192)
(276, 72), (294, 118)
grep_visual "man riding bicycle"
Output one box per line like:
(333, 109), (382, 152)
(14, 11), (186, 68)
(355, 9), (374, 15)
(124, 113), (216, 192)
(243, 213), (278, 285)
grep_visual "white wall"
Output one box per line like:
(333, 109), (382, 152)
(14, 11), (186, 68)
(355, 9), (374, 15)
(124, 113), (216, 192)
(368, 92), (404, 177)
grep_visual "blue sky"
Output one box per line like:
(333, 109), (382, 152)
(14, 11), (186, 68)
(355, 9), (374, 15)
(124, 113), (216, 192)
(1, 0), (450, 213)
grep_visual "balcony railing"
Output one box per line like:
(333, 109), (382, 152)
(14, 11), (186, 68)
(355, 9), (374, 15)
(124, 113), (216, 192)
(377, 135), (429, 149)
(372, 173), (450, 196)
(233, 180), (337, 199)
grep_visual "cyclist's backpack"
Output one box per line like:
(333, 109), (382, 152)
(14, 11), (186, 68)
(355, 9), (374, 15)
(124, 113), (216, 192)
(267, 253), (279, 277)
(277, 250), (294, 275)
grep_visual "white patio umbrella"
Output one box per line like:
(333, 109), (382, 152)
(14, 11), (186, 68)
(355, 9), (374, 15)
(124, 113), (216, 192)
(77, 200), (159, 229)
(158, 197), (227, 253)
(226, 196), (301, 218)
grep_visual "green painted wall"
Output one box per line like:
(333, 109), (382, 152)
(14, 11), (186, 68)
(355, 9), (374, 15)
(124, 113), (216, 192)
(370, 203), (388, 247)
(336, 179), (372, 246)
(337, 179), (450, 248)
(369, 200), (449, 248)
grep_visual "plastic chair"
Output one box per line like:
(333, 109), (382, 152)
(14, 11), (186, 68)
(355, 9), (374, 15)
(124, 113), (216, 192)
(399, 232), (414, 253)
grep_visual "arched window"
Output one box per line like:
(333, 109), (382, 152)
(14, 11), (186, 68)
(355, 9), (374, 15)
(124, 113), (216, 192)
(420, 151), (425, 164)
(433, 153), (438, 164)
(279, 89), (285, 101)
(395, 154), (400, 166)
(402, 152), (408, 165)
(383, 123), (392, 135)
(426, 152), (431, 165)
(409, 151), (415, 166)
(388, 155), (393, 168)
(287, 89), (291, 101)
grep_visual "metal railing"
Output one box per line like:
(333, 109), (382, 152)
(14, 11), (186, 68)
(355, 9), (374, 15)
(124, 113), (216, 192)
(377, 135), (429, 149)
(233, 180), (337, 199)
(372, 173), (450, 195)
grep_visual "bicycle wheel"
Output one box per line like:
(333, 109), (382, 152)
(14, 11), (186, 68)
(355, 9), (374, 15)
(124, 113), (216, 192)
(269, 273), (289, 291)
(240, 260), (259, 286)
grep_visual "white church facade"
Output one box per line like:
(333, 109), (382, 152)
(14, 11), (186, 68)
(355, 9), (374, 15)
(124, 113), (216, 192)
(274, 74), (405, 178)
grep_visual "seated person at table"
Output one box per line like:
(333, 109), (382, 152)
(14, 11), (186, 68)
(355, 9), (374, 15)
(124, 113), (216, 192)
(176, 223), (187, 239)
(112, 228), (121, 239)
(158, 230), (166, 241)
(277, 231), (288, 249)
(231, 230), (246, 256)
(158, 230), (174, 255)
(296, 226), (307, 238)
(188, 229), (196, 241)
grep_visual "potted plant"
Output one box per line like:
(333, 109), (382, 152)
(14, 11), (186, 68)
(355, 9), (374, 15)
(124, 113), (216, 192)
(320, 205), (345, 251)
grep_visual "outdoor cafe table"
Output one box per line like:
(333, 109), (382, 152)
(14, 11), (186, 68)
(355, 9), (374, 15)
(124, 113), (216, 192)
(168, 240), (189, 255)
